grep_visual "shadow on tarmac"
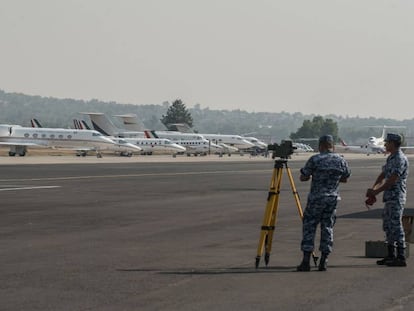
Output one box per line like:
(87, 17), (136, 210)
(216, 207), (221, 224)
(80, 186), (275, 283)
(117, 263), (379, 275)
(339, 208), (414, 219)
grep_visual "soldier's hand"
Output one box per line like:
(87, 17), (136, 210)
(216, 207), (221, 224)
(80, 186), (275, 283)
(366, 188), (376, 197)
(365, 195), (376, 209)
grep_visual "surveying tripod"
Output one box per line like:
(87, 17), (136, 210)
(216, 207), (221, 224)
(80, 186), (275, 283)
(255, 158), (318, 269)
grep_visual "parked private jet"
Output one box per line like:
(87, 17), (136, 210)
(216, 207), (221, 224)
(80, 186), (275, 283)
(83, 113), (209, 143)
(74, 119), (186, 155)
(145, 130), (222, 156)
(115, 116), (255, 151)
(338, 126), (411, 155)
(0, 124), (137, 157)
(82, 113), (220, 156)
(29, 118), (142, 157)
(339, 139), (385, 155)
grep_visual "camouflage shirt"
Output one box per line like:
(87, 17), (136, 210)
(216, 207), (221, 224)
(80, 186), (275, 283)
(382, 149), (409, 204)
(300, 151), (351, 201)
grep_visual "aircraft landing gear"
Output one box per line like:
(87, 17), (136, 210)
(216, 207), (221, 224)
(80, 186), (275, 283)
(9, 146), (27, 156)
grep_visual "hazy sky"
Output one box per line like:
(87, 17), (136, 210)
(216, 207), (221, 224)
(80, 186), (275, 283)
(1, 0), (414, 120)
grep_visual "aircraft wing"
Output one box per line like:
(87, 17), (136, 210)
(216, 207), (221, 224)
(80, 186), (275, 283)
(0, 142), (105, 153)
(0, 141), (47, 147)
(54, 146), (99, 151)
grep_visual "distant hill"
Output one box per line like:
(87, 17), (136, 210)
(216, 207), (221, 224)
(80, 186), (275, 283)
(1, 89), (414, 144)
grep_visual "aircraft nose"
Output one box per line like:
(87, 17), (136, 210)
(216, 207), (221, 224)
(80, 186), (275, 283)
(125, 143), (142, 151)
(176, 144), (186, 151)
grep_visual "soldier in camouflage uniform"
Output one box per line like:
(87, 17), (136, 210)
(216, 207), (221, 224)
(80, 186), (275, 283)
(366, 133), (409, 267)
(297, 135), (351, 271)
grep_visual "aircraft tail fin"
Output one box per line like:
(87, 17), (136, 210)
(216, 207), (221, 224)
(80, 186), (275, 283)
(166, 123), (194, 133)
(73, 119), (81, 129)
(73, 119), (92, 130)
(339, 138), (348, 146)
(81, 113), (119, 136)
(80, 120), (91, 130)
(114, 114), (145, 131)
(144, 130), (159, 138)
(31, 118), (42, 128)
(381, 127), (387, 140)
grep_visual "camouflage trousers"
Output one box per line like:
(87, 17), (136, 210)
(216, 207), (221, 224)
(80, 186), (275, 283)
(301, 197), (337, 254)
(382, 201), (405, 248)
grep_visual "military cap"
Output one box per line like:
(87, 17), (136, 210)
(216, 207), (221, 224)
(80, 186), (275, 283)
(384, 133), (402, 143)
(319, 135), (334, 143)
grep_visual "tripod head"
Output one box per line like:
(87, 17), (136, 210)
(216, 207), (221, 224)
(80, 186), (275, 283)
(268, 140), (297, 160)
(273, 158), (288, 169)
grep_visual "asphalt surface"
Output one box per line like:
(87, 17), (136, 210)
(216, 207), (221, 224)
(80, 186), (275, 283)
(1, 153), (414, 311)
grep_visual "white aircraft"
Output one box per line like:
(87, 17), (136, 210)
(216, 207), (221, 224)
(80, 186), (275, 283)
(159, 123), (255, 150)
(339, 139), (385, 155)
(83, 113), (210, 144)
(217, 143), (239, 155)
(74, 119), (186, 155)
(293, 142), (315, 153)
(243, 136), (268, 150)
(338, 126), (409, 155)
(82, 113), (221, 156)
(145, 130), (222, 156)
(29, 118), (142, 157)
(0, 124), (135, 157)
(115, 117), (255, 151)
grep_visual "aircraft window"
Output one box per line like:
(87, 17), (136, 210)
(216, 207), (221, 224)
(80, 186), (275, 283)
(67, 135), (72, 139)
(32, 133), (38, 138)
(24, 133), (30, 138)
(58, 135), (64, 139)
(42, 134), (47, 138)
(50, 134), (55, 138)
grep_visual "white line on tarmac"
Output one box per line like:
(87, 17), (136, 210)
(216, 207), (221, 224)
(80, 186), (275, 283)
(0, 186), (61, 191)
(0, 170), (270, 182)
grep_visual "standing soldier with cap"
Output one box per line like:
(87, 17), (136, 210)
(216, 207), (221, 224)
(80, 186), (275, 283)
(366, 133), (409, 267)
(297, 135), (351, 271)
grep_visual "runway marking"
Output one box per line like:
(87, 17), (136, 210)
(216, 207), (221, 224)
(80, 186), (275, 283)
(0, 185), (61, 191)
(0, 169), (271, 182)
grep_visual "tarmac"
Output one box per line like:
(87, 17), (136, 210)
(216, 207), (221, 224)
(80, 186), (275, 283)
(1, 152), (414, 310)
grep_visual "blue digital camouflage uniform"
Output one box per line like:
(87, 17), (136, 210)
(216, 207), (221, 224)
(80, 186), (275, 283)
(300, 151), (351, 254)
(381, 149), (409, 249)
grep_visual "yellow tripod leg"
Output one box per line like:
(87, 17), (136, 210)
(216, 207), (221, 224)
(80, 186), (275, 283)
(286, 166), (319, 266)
(255, 166), (283, 268)
(285, 167), (304, 218)
(263, 167), (283, 266)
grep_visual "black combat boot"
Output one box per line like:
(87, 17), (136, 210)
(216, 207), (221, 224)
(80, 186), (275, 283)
(376, 244), (395, 265)
(318, 253), (328, 271)
(386, 247), (407, 267)
(297, 251), (311, 271)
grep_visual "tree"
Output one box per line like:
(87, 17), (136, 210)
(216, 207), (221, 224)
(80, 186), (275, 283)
(160, 99), (193, 128)
(290, 116), (339, 141)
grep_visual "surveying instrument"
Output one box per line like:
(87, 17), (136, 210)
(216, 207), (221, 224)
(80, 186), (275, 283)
(255, 140), (317, 268)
